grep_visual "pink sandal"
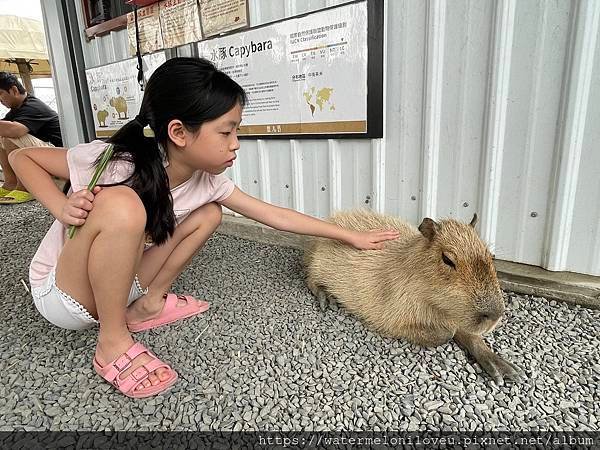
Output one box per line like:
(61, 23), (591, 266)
(93, 342), (178, 398)
(128, 293), (209, 333)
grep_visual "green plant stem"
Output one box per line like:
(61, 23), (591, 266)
(67, 144), (114, 239)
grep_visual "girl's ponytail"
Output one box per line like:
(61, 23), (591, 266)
(106, 116), (175, 245)
(89, 57), (245, 246)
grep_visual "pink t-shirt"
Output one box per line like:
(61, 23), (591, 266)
(29, 140), (235, 288)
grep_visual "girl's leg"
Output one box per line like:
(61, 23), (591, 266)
(55, 186), (171, 391)
(126, 202), (222, 324)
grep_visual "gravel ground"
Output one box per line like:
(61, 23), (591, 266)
(0, 202), (598, 432)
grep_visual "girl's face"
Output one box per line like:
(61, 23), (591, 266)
(184, 102), (243, 175)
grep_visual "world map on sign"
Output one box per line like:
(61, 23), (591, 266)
(303, 87), (336, 117)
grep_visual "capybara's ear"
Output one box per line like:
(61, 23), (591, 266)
(418, 218), (440, 241)
(469, 213), (478, 228)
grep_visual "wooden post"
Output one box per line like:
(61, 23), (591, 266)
(16, 58), (35, 95)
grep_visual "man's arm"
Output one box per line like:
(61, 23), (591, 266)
(0, 120), (29, 138)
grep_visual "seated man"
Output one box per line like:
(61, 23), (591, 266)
(0, 72), (63, 204)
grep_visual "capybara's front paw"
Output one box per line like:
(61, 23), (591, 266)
(476, 351), (522, 384)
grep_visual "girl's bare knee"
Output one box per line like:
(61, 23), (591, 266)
(204, 202), (223, 226)
(7, 147), (24, 165)
(92, 186), (146, 231)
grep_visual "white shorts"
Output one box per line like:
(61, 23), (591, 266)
(31, 268), (148, 330)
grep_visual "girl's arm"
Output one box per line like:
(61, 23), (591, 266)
(9, 147), (99, 226)
(220, 187), (399, 250)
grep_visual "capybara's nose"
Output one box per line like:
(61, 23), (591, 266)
(480, 312), (498, 322)
(497, 300), (506, 316)
(481, 303), (504, 323)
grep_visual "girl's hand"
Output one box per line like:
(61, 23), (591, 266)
(60, 186), (102, 226)
(348, 229), (400, 250)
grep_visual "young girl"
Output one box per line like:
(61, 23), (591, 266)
(10, 57), (399, 398)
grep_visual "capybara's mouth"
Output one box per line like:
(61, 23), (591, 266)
(481, 317), (502, 335)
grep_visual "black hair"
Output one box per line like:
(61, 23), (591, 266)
(0, 72), (26, 94)
(103, 57), (246, 245)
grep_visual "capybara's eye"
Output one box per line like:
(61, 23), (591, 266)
(442, 253), (456, 269)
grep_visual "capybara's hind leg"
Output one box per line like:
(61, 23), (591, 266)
(306, 277), (334, 311)
(306, 277), (320, 297)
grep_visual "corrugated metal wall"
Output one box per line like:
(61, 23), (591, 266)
(62, 0), (600, 276)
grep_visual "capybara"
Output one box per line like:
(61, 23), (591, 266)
(109, 96), (128, 119)
(303, 209), (521, 383)
(97, 109), (109, 127)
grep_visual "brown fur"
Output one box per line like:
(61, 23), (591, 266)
(109, 96), (128, 119)
(304, 209), (521, 383)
